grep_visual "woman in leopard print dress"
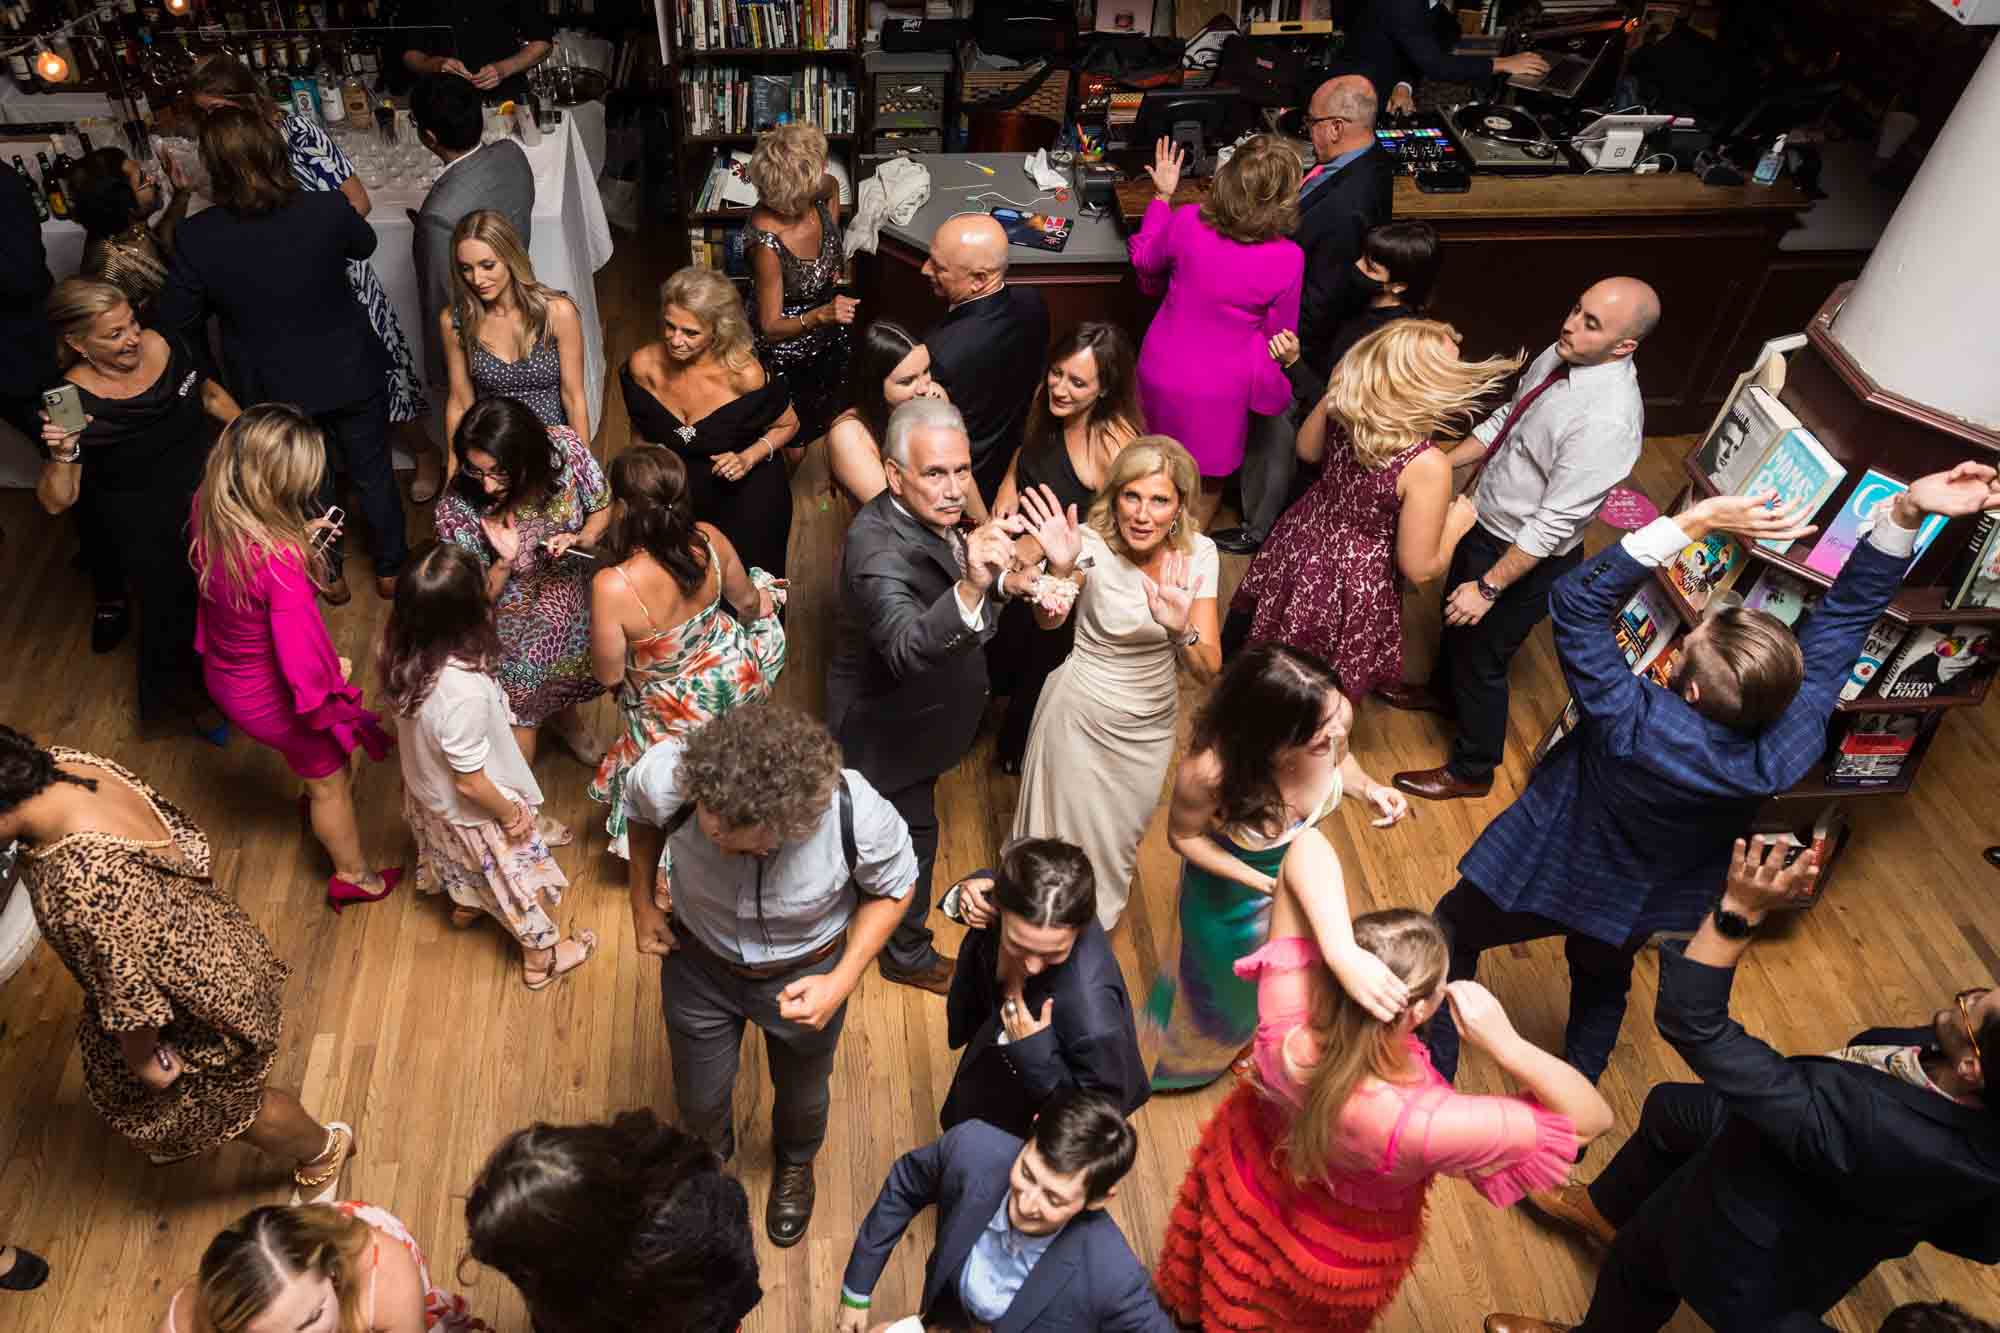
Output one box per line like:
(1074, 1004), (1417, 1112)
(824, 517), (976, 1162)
(0, 729), (356, 1198)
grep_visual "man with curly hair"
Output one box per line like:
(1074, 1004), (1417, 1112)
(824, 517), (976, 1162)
(622, 703), (916, 1249)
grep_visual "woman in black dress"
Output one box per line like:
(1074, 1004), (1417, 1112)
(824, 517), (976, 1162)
(744, 123), (852, 445)
(620, 267), (799, 578)
(37, 278), (239, 741)
(985, 323), (1145, 772)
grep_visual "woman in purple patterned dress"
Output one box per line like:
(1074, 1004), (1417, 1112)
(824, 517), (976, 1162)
(434, 397), (610, 766)
(1226, 321), (1518, 700)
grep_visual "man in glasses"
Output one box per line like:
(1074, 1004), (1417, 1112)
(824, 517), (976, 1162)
(1486, 837), (2000, 1332)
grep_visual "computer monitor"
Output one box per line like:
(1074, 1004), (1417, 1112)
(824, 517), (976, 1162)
(1129, 89), (1256, 175)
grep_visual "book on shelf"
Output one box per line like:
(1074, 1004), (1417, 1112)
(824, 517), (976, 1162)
(1693, 385), (1797, 494)
(1739, 567), (1821, 626)
(1665, 530), (1748, 610)
(1735, 426), (1846, 551)
(681, 64), (858, 136)
(1825, 711), (1935, 786)
(687, 224), (750, 278)
(1839, 617), (1910, 702)
(1800, 468), (1950, 579)
(1875, 623), (1997, 702)
(1943, 511), (2000, 609)
(678, 0), (853, 52)
(1641, 628), (1689, 689)
(1747, 802), (1849, 906)
(1614, 582), (1684, 675)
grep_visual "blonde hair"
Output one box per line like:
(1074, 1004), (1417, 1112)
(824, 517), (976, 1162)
(1200, 134), (1302, 244)
(192, 404), (328, 609)
(1327, 319), (1522, 468)
(659, 266), (756, 373)
(1280, 909), (1448, 1183)
(1085, 435), (1201, 561)
(450, 209), (566, 369)
(747, 123), (828, 218)
(46, 276), (131, 371)
(190, 1205), (373, 1333)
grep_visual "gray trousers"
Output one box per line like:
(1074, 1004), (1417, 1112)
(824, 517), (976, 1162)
(1239, 408), (1299, 539)
(660, 939), (849, 1166)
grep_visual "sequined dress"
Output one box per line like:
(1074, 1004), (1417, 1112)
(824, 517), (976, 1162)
(746, 197), (849, 441)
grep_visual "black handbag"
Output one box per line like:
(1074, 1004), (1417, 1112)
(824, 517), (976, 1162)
(973, 0), (1078, 61)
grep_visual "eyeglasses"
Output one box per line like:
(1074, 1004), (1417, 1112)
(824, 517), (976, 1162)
(1957, 987), (1988, 1058)
(1302, 114), (1347, 131)
(460, 464), (510, 482)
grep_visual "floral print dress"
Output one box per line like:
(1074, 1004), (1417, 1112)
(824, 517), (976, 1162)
(433, 425), (610, 725)
(283, 113), (428, 424)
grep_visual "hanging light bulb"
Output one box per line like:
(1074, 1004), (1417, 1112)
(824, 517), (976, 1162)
(34, 44), (69, 84)
(164, 0), (190, 13)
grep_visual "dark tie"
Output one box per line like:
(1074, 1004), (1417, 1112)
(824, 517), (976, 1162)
(1468, 362), (1568, 490)
(946, 526), (969, 578)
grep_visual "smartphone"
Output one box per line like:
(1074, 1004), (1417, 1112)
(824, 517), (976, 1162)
(42, 383), (87, 435)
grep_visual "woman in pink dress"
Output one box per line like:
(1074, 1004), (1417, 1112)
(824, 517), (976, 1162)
(1158, 829), (1614, 1331)
(1129, 135), (1303, 529)
(192, 405), (400, 911)
(1227, 320), (1519, 700)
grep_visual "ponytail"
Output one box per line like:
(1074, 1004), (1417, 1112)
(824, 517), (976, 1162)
(606, 445), (708, 595)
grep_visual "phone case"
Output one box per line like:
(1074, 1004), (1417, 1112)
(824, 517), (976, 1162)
(43, 385), (87, 434)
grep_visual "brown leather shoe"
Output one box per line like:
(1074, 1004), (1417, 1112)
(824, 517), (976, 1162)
(766, 1162), (815, 1247)
(878, 952), (956, 995)
(1524, 1183), (1617, 1247)
(320, 570), (352, 606)
(1376, 681), (1456, 717)
(374, 574), (398, 600)
(1392, 765), (1493, 802)
(1484, 1317), (1572, 1333)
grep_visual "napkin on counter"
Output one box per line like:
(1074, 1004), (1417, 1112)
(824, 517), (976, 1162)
(1025, 148), (1067, 191)
(845, 156), (933, 256)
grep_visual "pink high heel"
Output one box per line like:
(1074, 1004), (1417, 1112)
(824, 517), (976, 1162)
(326, 867), (403, 914)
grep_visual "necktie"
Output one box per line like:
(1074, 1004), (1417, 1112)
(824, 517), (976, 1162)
(946, 526), (969, 578)
(1467, 362), (1568, 491)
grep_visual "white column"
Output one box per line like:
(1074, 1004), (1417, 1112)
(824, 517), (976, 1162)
(1831, 39), (2000, 429)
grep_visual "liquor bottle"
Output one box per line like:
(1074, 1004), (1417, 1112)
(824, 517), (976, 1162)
(48, 136), (74, 194)
(315, 45), (344, 123)
(6, 44), (33, 92)
(37, 151), (68, 218)
(340, 57), (369, 119)
(12, 156), (50, 221)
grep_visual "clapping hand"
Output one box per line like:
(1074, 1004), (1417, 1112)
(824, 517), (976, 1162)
(1722, 836), (1819, 916)
(1141, 550), (1197, 635)
(1145, 137), (1186, 200)
(1009, 484), (1083, 570)
(1268, 329), (1301, 367)
(481, 510), (524, 564)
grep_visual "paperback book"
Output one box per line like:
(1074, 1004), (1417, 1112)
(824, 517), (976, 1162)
(1876, 624), (1996, 701)
(1801, 469), (1950, 578)
(1838, 617), (1910, 702)
(1944, 512), (2000, 609)
(1665, 531), (1748, 609)
(1614, 583), (1683, 674)
(990, 207), (1073, 253)
(1735, 426), (1846, 551)
(1693, 385), (1797, 494)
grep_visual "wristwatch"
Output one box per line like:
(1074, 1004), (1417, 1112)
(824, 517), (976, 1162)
(1710, 904), (1759, 939)
(1474, 576), (1501, 602)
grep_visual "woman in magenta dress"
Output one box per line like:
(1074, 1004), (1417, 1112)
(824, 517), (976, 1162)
(1128, 134), (1303, 528)
(1157, 830), (1614, 1330)
(192, 405), (400, 911)
(1227, 320), (1519, 699)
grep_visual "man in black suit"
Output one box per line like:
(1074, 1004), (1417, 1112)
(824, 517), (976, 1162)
(938, 838), (1149, 1140)
(0, 164), (56, 553)
(1486, 837), (2000, 1332)
(826, 397), (1015, 994)
(1214, 74), (1393, 555)
(836, 1089), (1174, 1333)
(919, 214), (1050, 506)
(1343, 0), (1548, 114)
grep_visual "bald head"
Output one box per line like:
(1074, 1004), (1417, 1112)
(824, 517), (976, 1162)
(1308, 75), (1378, 155)
(924, 214), (1009, 307)
(1559, 276), (1662, 365)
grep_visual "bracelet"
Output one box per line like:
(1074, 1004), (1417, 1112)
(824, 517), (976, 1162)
(839, 1291), (872, 1310)
(50, 445), (81, 464)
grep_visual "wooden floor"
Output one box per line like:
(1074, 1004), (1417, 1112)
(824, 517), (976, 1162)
(4, 231), (1999, 1333)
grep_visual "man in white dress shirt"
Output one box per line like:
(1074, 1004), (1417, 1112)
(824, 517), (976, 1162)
(1387, 276), (1660, 801)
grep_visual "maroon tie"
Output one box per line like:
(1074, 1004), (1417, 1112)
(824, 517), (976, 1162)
(1467, 362), (1568, 490)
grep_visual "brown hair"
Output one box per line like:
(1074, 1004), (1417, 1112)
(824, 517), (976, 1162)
(45, 276), (132, 371)
(1085, 435), (1201, 561)
(450, 209), (566, 369)
(1199, 134), (1301, 244)
(378, 542), (503, 716)
(1280, 909), (1448, 1183)
(1022, 322), (1144, 467)
(677, 703), (841, 839)
(606, 445), (711, 598)
(1677, 608), (1806, 731)
(658, 267), (756, 373)
(1327, 320), (1521, 469)
(189, 1205), (374, 1333)
(1188, 643), (1346, 837)
(747, 122), (827, 218)
(188, 51), (281, 120)
(199, 106), (297, 215)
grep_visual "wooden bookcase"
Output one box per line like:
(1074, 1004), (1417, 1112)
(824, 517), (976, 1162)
(665, 0), (868, 285)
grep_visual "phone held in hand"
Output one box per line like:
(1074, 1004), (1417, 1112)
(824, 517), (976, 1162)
(43, 383), (87, 436)
(940, 882), (967, 925)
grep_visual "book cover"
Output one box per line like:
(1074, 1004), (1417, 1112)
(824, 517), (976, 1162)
(1736, 426), (1846, 551)
(1945, 512), (2000, 609)
(1642, 629), (1689, 688)
(991, 207), (1073, 252)
(1801, 469), (1950, 578)
(1826, 712), (1936, 786)
(1876, 623), (1996, 701)
(1614, 583), (1683, 673)
(1693, 385), (1795, 494)
(1740, 568), (1820, 626)
(1666, 531), (1747, 609)
(1838, 617), (1909, 702)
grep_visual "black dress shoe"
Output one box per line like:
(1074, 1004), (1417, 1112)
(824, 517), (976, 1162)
(90, 603), (130, 655)
(1209, 525), (1263, 555)
(1986, 846), (2000, 870)
(767, 1162), (815, 1247)
(0, 1245), (50, 1292)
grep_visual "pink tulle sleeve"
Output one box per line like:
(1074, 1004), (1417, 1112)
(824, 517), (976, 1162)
(1401, 1085), (1579, 1208)
(265, 555), (393, 763)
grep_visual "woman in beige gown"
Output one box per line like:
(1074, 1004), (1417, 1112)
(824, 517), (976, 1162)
(1008, 437), (1222, 929)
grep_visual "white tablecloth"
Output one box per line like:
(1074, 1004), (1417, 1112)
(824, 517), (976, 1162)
(32, 111), (614, 441)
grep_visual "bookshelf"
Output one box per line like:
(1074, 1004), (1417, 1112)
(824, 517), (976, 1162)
(666, 0), (867, 284)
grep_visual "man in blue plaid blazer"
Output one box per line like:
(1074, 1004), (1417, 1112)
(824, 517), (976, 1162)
(1425, 464), (2000, 1084)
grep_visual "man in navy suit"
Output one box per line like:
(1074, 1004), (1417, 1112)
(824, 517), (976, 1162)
(836, 1089), (1173, 1333)
(1485, 836), (2000, 1332)
(1426, 463), (2000, 1086)
(1342, 0), (1549, 114)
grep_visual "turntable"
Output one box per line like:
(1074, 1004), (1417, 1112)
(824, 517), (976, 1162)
(1446, 102), (1577, 175)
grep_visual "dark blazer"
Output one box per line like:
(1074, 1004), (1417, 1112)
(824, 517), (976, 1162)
(940, 914), (1149, 1140)
(1638, 943), (2000, 1327)
(0, 167), (55, 402)
(1342, 0), (1496, 104)
(922, 284), (1050, 502)
(1458, 529), (1906, 948)
(825, 491), (999, 794)
(159, 190), (385, 414)
(413, 138), (535, 385)
(1294, 145), (1394, 374)
(842, 1121), (1176, 1333)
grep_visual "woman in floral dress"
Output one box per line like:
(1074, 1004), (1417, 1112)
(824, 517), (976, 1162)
(434, 397), (610, 766)
(587, 445), (785, 851)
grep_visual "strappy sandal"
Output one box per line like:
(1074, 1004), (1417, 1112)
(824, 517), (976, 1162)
(535, 815), (574, 848)
(523, 930), (597, 992)
(289, 1120), (358, 1204)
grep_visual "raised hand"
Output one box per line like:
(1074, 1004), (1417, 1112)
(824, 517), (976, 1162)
(1443, 980), (1523, 1056)
(1141, 550), (1196, 635)
(1686, 489), (1818, 546)
(1015, 484), (1083, 570)
(1145, 137), (1186, 200)
(1722, 835), (1819, 916)
(1329, 944), (1411, 1022)
(1904, 462), (2000, 520)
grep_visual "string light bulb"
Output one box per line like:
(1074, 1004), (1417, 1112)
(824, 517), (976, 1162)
(164, 0), (190, 13)
(34, 45), (69, 84)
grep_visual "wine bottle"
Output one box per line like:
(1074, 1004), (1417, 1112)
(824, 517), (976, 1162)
(37, 150), (68, 218)
(12, 156), (50, 222)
